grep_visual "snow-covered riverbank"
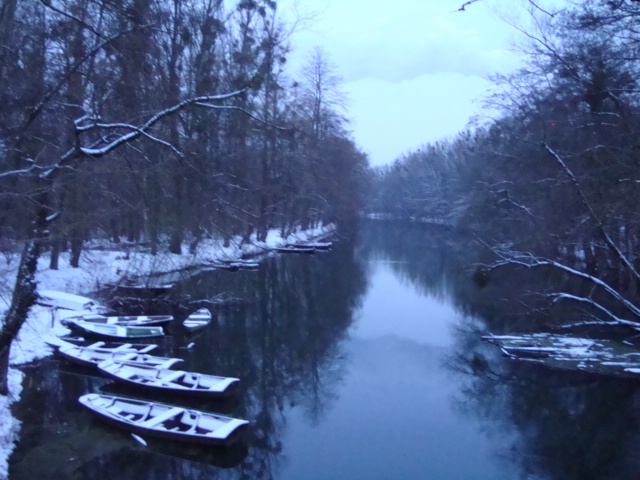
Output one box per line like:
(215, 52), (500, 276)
(0, 225), (334, 478)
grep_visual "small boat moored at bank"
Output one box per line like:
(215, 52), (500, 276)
(37, 290), (106, 312)
(483, 332), (640, 377)
(65, 319), (165, 339)
(98, 360), (240, 398)
(275, 246), (315, 254)
(79, 393), (249, 446)
(45, 336), (158, 355)
(58, 345), (182, 369)
(62, 314), (173, 328)
(182, 308), (212, 332)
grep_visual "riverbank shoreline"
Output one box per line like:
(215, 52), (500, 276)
(0, 224), (335, 478)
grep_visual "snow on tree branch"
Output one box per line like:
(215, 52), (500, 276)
(546, 293), (639, 328)
(76, 122), (185, 158)
(483, 246), (640, 322)
(76, 90), (245, 158)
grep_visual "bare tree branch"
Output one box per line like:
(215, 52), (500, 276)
(484, 247), (640, 321)
(39, 0), (106, 38)
(542, 142), (640, 283)
(454, 0), (481, 12)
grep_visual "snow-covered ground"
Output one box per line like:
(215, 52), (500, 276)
(0, 225), (334, 478)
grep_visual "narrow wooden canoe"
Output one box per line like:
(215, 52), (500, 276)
(65, 319), (165, 338)
(62, 314), (173, 327)
(58, 345), (181, 369)
(182, 308), (212, 332)
(79, 393), (249, 446)
(98, 360), (240, 398)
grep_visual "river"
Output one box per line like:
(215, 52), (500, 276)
(8, 220), (640, 479)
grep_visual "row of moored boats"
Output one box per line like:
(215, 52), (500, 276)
(41, 290), (249, 447)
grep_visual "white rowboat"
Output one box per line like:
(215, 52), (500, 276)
(62, 314), (173, 327)
(44, 336), (158, 355)
(65, 319), (165, 338)
(182, 308), (212, 331)
(58, 345), (181, 369)
(38, 290), (106, 312)
(98, 360), (240, 398)
(79, 393), (249, 446)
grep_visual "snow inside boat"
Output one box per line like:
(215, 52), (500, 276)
(98, 360), (240, 398)
(182, 308), (212, 331)
(483, 332), (640, 377)
(62, 314), (173, 327)
(58, 345), (182, 369)
(65, 319), (165, 338)
(45, 336), (158, 354)
(37, 290), (106, 312)
(79, 393), (249, 446)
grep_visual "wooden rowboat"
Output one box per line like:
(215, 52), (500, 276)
(182, 308), (212, 332)
(58, 345), (181, 369)
(98, 360), (240, 398)
(275, 246), (315, 254)
(37, 289), (106, 312)
(44, 336), (158, 354)
(65, 319), (165, 339)
(62, 314), (173, 327)
(79, 393), (249, 446)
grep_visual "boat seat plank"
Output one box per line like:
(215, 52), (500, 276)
(159, 370), (185, 383)
(140, 407), (184, 427)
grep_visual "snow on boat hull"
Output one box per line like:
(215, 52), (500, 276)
(45, 336), (158, 355)
(66, 319), (165, 339)
(63, 314), (173, 327)
(98, 360), (240, 398)
(483, 333), (640, 377)
(37, 290), (105, 312)
(275, 246), (315, 254)
(79, 393), (249, 446)
(58, 345), (181, 369)
(182, 308), (212, 332)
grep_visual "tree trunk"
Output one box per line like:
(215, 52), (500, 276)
(49, 236), (60, 270)
(70, 234), (83, 268)
(0, 239), (41, 395)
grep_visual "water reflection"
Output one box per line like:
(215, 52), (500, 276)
(449, 322), (640, 480)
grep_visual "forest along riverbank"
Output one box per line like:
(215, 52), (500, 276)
(0, 224), (335, 479)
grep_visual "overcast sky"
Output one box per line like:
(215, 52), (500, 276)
(280, 0), (565, 167)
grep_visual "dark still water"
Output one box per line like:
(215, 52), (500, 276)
(9, 220), (640, 479)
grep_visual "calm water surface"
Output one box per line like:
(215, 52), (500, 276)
(9, 220), (640, 479)
(278, 257), (515, 480)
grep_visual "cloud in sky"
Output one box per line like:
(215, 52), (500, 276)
(281, 0), (564, 166)
(288, 0), (521, 82)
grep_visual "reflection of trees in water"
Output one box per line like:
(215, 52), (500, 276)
(448, 317), (640, 480)
(225, 241), (365, 479)
(9, 239), (367, 480)
(357, 220), (458, 304)
(361, 219), (640, 480)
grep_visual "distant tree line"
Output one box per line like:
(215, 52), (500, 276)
(368, 0), (640, 328)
